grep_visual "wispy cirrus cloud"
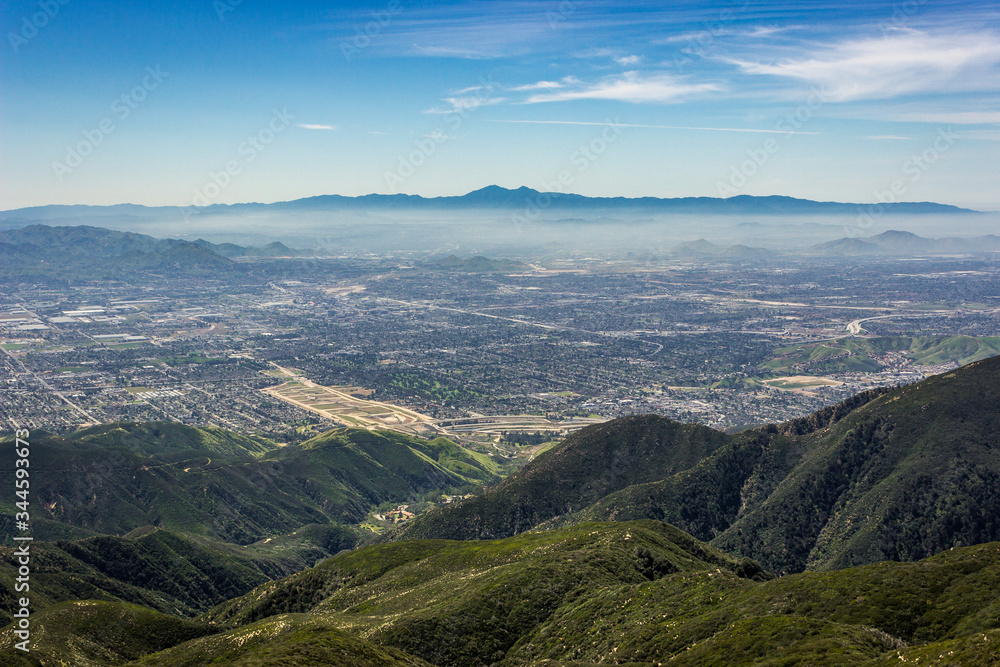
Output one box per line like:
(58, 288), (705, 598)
(364, 1), (578, 59)
(883, 111), (1000, 125)
(654, 24), (799, 46)
(510, 80), (564, 91)
(487, 119), (819, 135)
(298, 123), (337, 130)
(522, 71), (721, 104)
(425, 95), (506, 115)
(746, 25), (800, 38)
(729, 30), (1000, 101)
(407, 44), (499, 59)
(452, 84), (493, 95)
(614, 54), (643, 66)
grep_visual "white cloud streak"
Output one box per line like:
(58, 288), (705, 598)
(425, 96), (506, 115)
(614, 55), (642, 66)
(487, 119), (819, 135)
(510, 80), (563, 91)
(884, 111), (1000, 125)
(523, 71), (721, 104)
(729, 31), (1000, 101)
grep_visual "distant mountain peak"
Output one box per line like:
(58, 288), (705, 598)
(467, 185), (537, 196)
(874, 230), (921, 239)
(1, 189), (979, 219)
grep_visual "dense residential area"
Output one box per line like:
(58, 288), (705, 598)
(4, 228), (998, 446)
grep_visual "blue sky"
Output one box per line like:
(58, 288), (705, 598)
(2, 0), (998, 210)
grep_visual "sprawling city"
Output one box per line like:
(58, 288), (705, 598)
(4, 241), (997, 449)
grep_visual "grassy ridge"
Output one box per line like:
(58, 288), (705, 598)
(46, 523), (1000, 666)
(763, 335), (1000, 374)
(0, 524), (998, 664)
(68, 422), (280, 458)
(161, 521), (762, 666)
(502, 541), (1000, 665)
(131, 616), (433, 667)
(0, 600), (217, 666)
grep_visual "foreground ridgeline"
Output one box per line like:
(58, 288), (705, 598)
(2, 522), (1000, 665)
(0, 357), (999, 664)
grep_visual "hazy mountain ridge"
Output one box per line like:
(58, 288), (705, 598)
(671, 238), (771, 257)
(192, 238), (298, 258)
(0, 225), (302, 278)
(1, 187), (976, 224)
(815, 229), (1000, 255)
(5, 221), (997, 277)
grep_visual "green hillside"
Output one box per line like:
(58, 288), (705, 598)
(763, 335), (1000, 374)
(395, 416), (729, 541)
(0, 426), (498, 544)
(67, 422), (280, 459)
(399, 356), (1000, 574)
(0, 600), (217, 666)
(434, 255), (529, 272)
(7, 523), (999, 666)
(132, 619), (434, 666)
(174, 521), (762, 666)
(0, 526), (365, 625)
(188, 537), (1000, 665)
(713, 356), (1000, 572)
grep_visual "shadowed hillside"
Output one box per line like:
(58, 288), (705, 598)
(397, 356), (1000, 574)
(0, 426), (497, 544)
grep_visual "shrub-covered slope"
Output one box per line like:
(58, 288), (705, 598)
(710, 356), (1000, 572)
(394, 416), (730, 541)
(398, 356), (1000, 574)
(130, 617), (434, 667)
(67, 422), (280, 458)
(0, 600), (217, 666)
(181, 520), (762, 666)
(0, 426), (496, 543)
(36, 523), (998, 667)
(0, 526), (363, 624)
(3, 523), (1000, 665)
